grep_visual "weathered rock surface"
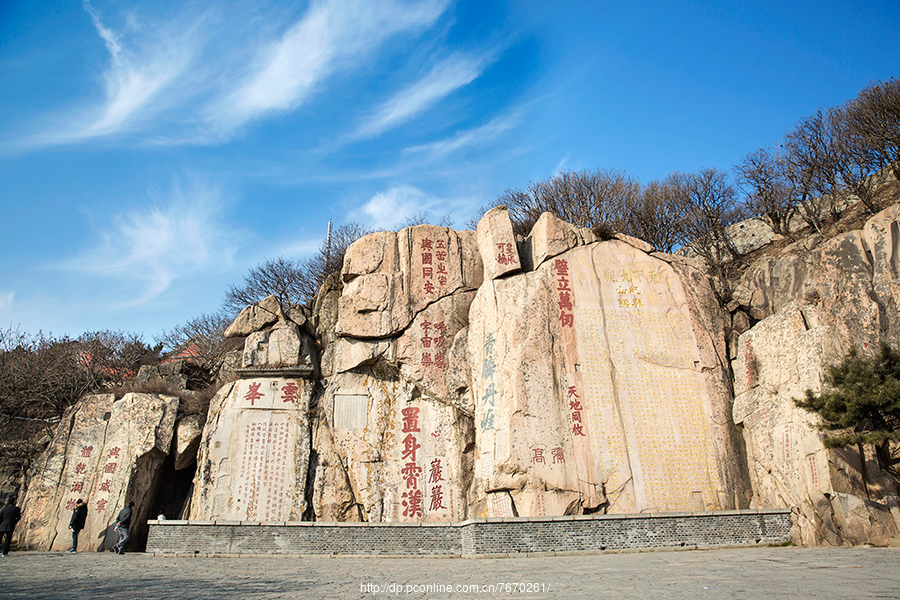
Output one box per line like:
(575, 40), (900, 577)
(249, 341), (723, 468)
(476, 207), (520, 280)
(20, 198), (900, 547)
(317, 368), (471, 522)
(189, 378), (313, 522)
(337, 225), (482, 340)
(730, 201), (900, 545)
(173, 414), (205, 470)
(468, 238), (750, 517)
(732, 303), (899, 545)
(18, 393), (178, 551)
(225, 295), (307, 338)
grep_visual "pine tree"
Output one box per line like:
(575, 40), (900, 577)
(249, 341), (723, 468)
(795, 344), (900, 448)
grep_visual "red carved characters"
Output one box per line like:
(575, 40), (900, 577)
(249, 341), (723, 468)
(555, 259), (574, 327)
(568, 385), (586, 436)
(497, 242), (517, 266)
(244, 382), (264, 406)
(420, 321), (448, 370)
(400, 406), (423, 518)
(281, 381), (299, 404)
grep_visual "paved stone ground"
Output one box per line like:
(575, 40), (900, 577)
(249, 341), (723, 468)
(2, 547), (899, 599)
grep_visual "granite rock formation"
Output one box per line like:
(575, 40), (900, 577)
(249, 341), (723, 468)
(18, 197), (900, 548)
(18, 393), (178, 551)
(730, 201), (900, 545)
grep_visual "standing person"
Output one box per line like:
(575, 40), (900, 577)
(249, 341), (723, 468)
(67, 499), (87, 553)
(0, 497), (21, 557)
(113, 501), (134, 554)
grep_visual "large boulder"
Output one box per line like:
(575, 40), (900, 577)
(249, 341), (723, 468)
(337, 225), (482, 339)
(189, 378), (313, 522)
(733, 303), (900, 545)
(467, 238), (750, 517)
(18, 393), (178, 551)
(315, 369), (472, 522)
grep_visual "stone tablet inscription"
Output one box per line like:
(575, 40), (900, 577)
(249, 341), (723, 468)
(334, 394), (368, 429)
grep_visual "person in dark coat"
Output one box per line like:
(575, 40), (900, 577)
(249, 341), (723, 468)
(0, 497), (22, 557)
(67, 499), (87, 553)
(113, 501), (134, 554)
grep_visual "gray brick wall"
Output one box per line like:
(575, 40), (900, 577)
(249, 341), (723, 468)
(146, 510), (792, 556)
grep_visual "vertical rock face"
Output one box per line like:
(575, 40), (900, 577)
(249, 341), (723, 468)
(319, 370), (471, 522)
(189, 378), (312, 522)
(19, 393), (178, 551)
(467, 237), (749, 517)
(23, 201), (900, 547)
(312, 224), (483, 522)
(731, 202), (900, 545)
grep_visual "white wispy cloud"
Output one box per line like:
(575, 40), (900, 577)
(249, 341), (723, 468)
(60, 179), (244, 306)
(362, 185), (428, 229)
(553, 153), (572, 176)
(20, 0), (451, 148)
(354, 52), (494, 139)
(22, 1), (201, 146)
(358, 184), (481, 230)
(206, 0), (450, 136)
(402, 111), (520, 157)
(0, 292), (14, 311)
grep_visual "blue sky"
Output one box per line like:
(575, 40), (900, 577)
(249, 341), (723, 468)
(1, 0), (898, 340)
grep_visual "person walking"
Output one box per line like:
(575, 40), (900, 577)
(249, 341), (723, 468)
(113, 501), (134, 554)
(0, 497), (22, 557)
(67, 499), (87, 553)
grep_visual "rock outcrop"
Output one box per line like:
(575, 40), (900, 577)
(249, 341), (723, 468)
(730, 201), (900, 545)
(19, 196), (900, 548)
(188, 378), (313, 522)
(18, 393), (178, 551)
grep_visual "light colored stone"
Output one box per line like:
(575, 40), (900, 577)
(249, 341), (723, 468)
(174, 414), (205, 470)
(476, 207), (521, 280)
(226, 295), (285, 338)
(467, 239), (748, 518)
(732, 302), (898, 545)
(395, 290), (477, 401)
(524, 212), (581, 271)
(19, 392), (178, 551)
(317, 370), (472, 523)
(613, 232), (655, 254)
(342, 231), (400, 281)
(735, 231), (881, 351)
(336, 225), (482, 339)
(862, 202), (900, 341)
(189, 378), (312, 522)
(242, 321), (316, 369)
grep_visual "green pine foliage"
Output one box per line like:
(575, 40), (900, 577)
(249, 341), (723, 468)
(795, 344), (900, 448)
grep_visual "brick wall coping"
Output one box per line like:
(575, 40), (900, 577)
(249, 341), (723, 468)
(149, 508), (791, 528)
(147, 509), (793, 556)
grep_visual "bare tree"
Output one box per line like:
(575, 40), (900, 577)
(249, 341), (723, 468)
(223, 256), (309, 314)
(619, 177), (689, 253)
(832, 103), (888, 214)
(155, 311), (242, 384)
(676, 168), (743, 273)
(782, 109), (844, 234)
(473, 169), (640, 236)
(734, 146), (796, 234)
(224, 222), (372, 312)
(0, 327), (156, 420)
(843, 77), (900, 181)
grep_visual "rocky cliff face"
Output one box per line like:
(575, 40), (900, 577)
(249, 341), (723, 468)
(730, 201), (900, 545)
(18, 393), (178, 551)
(19, 199), (900, 548)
